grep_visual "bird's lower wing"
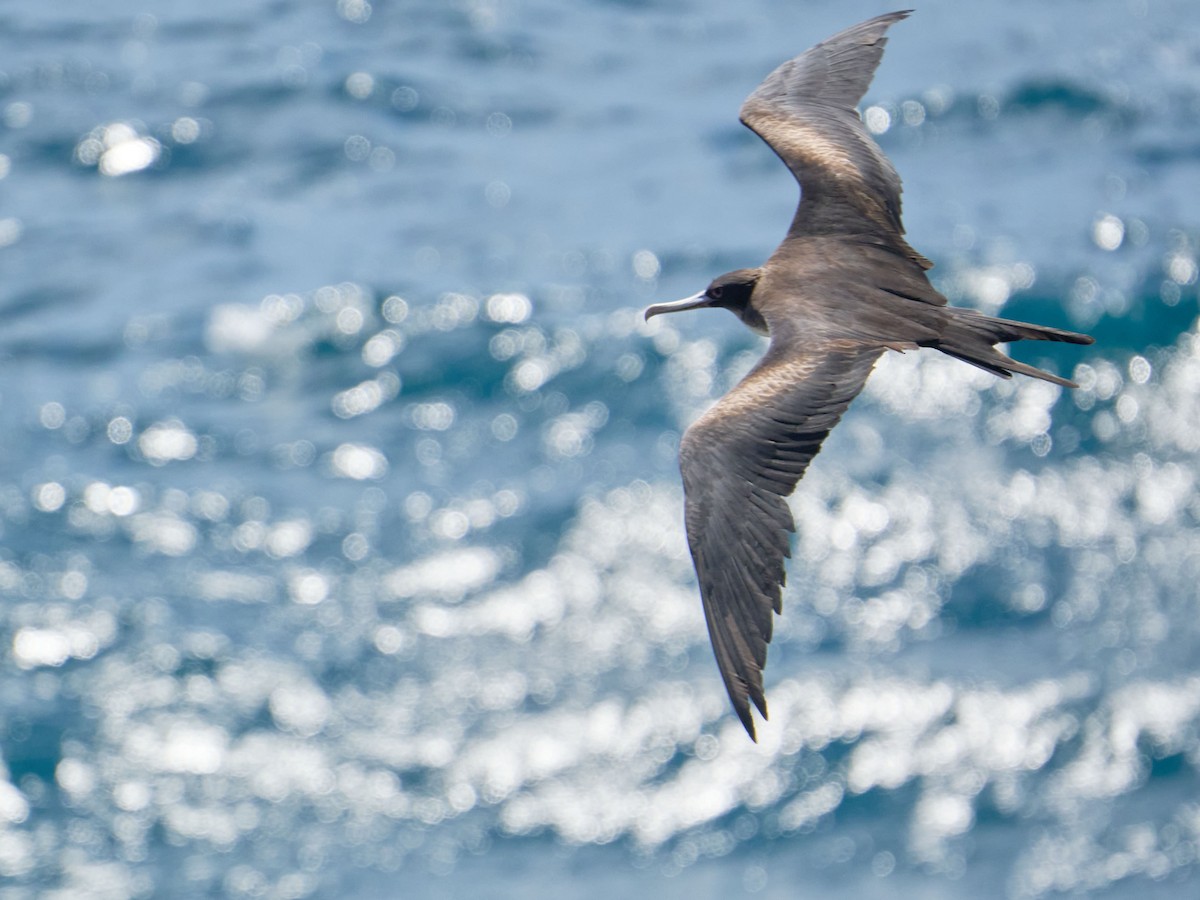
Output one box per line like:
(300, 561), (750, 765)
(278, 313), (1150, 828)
(680, 341), (883, 739)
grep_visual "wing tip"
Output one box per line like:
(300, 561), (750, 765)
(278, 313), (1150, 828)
(860, 9), (914, 33)
(734, 691), (769, 742)
(817, 10), (913, 58)
(735, 703), (767, 742)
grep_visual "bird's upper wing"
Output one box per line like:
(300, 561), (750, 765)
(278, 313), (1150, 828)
(679, 340), (883, 739)
(739, 11), (926, 262)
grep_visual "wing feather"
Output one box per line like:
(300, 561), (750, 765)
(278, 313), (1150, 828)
(739, 11), (929, 266)
(680, 342), (882, 739)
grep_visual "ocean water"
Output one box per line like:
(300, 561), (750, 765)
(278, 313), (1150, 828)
(1, 0), (1198, 897)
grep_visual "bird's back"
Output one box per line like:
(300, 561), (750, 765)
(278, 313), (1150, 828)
(754, 235), (948, 345)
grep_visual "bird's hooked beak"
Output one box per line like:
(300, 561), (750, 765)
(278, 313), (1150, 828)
(643, 290), (711, 321)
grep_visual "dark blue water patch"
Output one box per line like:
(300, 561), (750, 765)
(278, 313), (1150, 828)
(1004, 79), (1113, 116)
(203, 80), (314, 116)
(10, 135), (88, 171)
(155, 16), (260, 42)
(941, 548), (1073, 633)
(595, 0), (665, 9)
(868, 78), (1132, 136)
(0, 17), (132, 53)
(147, 136), (253, 176)
(0, 335), (125, 366)
(453, 31), (543, 67)
(821, 776), (921, 830)
(1135, 141), (1200, 167)
(939, 591), (1039, 641)
(0, 284), (92, 323)
(377, 325), (504, 397)
(2, 709), (68, 784)
(1146, 749), (1189, 781)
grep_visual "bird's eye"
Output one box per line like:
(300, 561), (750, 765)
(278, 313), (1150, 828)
(708, 286), (724, 299)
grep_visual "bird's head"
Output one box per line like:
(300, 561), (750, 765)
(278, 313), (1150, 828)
(643, 268), (765, 333)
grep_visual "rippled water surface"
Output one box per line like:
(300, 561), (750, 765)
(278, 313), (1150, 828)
(1, 1), (1199, 897)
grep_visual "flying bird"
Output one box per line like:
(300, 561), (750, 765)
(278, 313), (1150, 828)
(643, 10), (1093, 740)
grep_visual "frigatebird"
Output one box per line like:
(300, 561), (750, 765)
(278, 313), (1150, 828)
(644, 11), (1093, 740)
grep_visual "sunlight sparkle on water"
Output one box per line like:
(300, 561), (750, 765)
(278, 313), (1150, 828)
(139, 421), (198, 465)
(75, 122), (161, 177)
(1093, 214), (1125, 251)
(330, 443), (388, 480)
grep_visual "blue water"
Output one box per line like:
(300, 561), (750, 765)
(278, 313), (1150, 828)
(1, 0), (1198, 896)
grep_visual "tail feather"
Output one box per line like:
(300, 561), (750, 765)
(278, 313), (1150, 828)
(931, 308), (1094, 388)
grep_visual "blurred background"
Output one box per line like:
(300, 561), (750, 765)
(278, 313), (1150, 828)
(0, 0), (1197, 897)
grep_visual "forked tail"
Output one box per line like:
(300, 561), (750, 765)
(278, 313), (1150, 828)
(931, 308), (1094, 388)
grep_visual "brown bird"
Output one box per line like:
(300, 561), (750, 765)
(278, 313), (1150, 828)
(644, 10), (1093, 740)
